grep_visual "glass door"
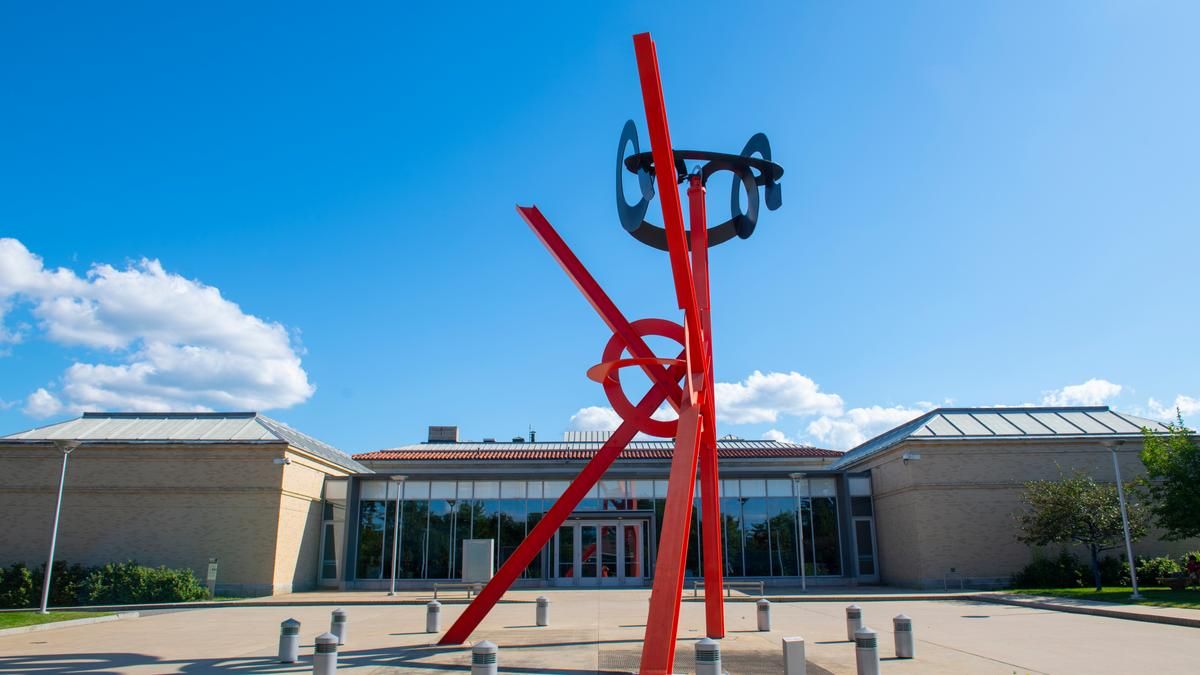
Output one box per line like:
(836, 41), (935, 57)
(553, 520), (648, 586)
(853, 517), (878, 581)
(621, 522), (645, 585)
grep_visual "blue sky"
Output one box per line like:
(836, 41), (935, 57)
(1, 2), (1197, 453)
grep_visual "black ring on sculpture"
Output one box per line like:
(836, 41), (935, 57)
(615, 121), (784, 251)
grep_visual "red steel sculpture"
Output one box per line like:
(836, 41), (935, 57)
(439, 32), (783, 674)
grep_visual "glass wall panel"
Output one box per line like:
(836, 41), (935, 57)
(600, 480), (627, 510)
(427, 498), (454, 579)
(497, 498), (526, 570)
(687, 494), (703, 577)
(767, 494), (799, 577)
(720, 480), (744, 577)
(525, 482), (544, 578)
(452, 499), (473, 578)
(577, 484), (601, 511)
(810, 496), (841, 575)
(355, 499), (386, 579)
(381, 488), (399, 579)
(741, 479), (770, 576)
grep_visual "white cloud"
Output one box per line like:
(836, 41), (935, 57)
(24, 388), (64, 418)
(1147, 395), (1200, 422)
(714, 370), (843, 424)
(567, 405), (622, 431)
(0, 238), (314, 418)
(762, 428), (792, 443)
(807, 405), (927, 451)
(1040, 378), (1122, 406)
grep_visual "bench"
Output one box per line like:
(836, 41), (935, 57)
(432, 582), (483, 599)
(1158, 575), (1191, 591)
(692, 580), (764, 597)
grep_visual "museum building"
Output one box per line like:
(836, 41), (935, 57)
(2, 406), (1194, 595)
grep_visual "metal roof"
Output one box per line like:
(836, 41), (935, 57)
(833, 406), (1173, 469)
(355, 439), (841, 462)
(2, 412), (369, 473)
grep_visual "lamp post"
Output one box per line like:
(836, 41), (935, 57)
(1103, 440), (1142, 600)
(39, 439), (81, 614)
(388, 475), (408, 596)
(789, 473), (807, 592)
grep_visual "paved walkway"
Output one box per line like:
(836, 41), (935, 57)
(0, 590), (1196, 673)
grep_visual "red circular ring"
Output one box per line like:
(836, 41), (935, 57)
(600, 317), (686, 438)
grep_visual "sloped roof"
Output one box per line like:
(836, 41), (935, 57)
(355, 439), (841, 462)
(834, 406), (1172, 469)
(2, 412), (369, 473)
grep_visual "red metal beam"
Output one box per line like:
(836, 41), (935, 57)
(640, 400), (704, 674)
(632, 33), (705, 365)
(689, 175), (725, 638)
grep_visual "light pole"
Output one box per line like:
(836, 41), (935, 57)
(789, 472), (807, 592)
(1103, 440), (1142, 600)
(388, 475), (407, 596)
(39, 439), (81, 614)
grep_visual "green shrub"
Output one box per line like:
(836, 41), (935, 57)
(1097, 555), (1124, 586)
(1133, 555), (1182, 583)
(1012, 550), (1085, 588)
(81, 562), (209, 605)
(34, 561), (90, 607)
(1180, 551), (1200, 568)
(0, 563), (35, 609)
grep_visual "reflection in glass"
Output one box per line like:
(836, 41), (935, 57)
(557, 526), (575, 577)
(581, 526), (598, 577)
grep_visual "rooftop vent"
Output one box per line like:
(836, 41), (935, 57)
(482, 438), (496, 443)
(512, 436), (525, 443)
(428, 426), (459, 443)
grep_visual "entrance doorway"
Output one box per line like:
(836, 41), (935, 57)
(553, 520), (647, 586)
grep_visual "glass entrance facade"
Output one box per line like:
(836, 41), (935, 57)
(340, 474), (864, 584)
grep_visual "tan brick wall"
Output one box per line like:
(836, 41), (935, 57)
(0, 441), (349, 596)
(270, 449), (353, 593)
(856, 439), (1200, 587)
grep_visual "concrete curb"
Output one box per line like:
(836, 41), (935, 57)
(971, 594), (1200, 629)
(0, 598), (521, 614)
(0, 611), (138, 637)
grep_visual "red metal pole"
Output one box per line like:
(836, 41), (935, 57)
(640, 399), (704, 674)
(689, 175), (725, 638)
(632, 33), (705, 369)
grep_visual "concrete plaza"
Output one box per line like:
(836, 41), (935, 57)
(0, 589), (1197, 674)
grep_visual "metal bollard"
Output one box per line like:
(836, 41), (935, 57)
(757, 598), (771, 631)
(694, 637), (721, 675)
(330, 608), (347, 645)
(854, 625), (879, 675)
(536, 595), (549, 626)
(845, 604), (863, 641)
(893, 614), (914, 658)
(426, 600), (441, 633)
(313, 632), (338, 675)
(278, 618), (300, 663)
(471, 640), (498, 675)
(782, 636), (806, 675)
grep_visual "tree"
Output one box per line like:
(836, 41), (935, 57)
(1140, 411), (1200, 540)
(1016, 471), (1150, 591)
